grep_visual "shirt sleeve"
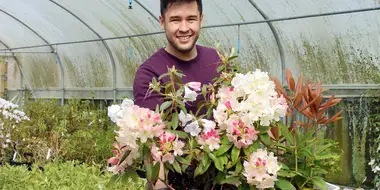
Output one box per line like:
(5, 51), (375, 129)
(133, 64), (163, 111)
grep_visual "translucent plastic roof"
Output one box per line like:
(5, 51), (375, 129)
(0, 0), (379, 99)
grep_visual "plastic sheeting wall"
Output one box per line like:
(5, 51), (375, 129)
(0, 0), (379, 90)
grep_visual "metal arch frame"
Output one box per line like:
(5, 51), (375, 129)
(48, 0), (117, 102)
(248, 0), (286, 85)
(0, 9), (65, 105)
(135, 0), (159, 22)
(0, 39), (24, 97)
(0, 39), (37, 105)
(1, 7), (379, 52)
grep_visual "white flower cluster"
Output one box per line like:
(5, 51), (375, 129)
(214, 69), (288, 128)
(0, 98), (30, 123)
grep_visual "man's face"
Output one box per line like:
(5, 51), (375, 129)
(159, 1), (203, 53)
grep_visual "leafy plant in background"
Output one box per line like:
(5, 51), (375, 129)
(0, 160), (145, 190)
(270, 70), (343, 189)
(106, 47), (343, 190)
(9, 96), (116, 165)
(369, 95), (380, 189)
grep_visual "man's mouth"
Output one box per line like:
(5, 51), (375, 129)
(177, 35), (191, 43)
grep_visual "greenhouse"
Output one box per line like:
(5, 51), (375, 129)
(0, 0), (379, 189)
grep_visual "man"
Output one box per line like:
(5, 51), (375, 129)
(133, 0), (221, 189)
(133, 0), (221, 115)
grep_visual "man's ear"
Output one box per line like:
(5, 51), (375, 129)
(159, 15), (165, 30)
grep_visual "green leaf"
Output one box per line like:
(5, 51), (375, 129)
(118, 150), (131, 166)
(145, 162), (153, 181)
(221, 136), (230, 145)
(220, 176), (240, 185)
(311, 177), (327, 190)
(173, 160), (182, 174)
(177, 156), (191, 166)
(279, 123), (294, 145)
(258, 125), (270, 133)
(194, 159), (211, 177)
(217, 65), (225, 73)
(235, 160), (243, 174)
(299, 129), (314, 145)
(151, 162), (161, 182)
(260, 133), (272, 146)
(174, 71), (185, 78)
(312, 168), (328, 175)
(218, 155), (228, 167)
(123, 169), (139, 182)
(215, 143), (233, 156)
(167, 130), (189, 139)
(275, 178), (296, 190)
(298, 148), (313, 157)
(243, 141), (260, 156)
(164, 162), (174, 173)
(202, 85), (207, 99)
(201, 154), (210, 167)
(209, 153), (224, 171)
(277, 170), (297, 178)
(160, 101), (172, 111)
(172, 112), (179, 130)
(158, 73), (170, 80)
(231, 147), (240, 164)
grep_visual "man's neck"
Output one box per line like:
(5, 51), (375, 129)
(165, 45), (198, 61)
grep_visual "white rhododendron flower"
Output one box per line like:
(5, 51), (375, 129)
(178, 110), (193, 126)
(213, 69), (288, 148)
(184, 86), (198, 102)
(201, 119), (216, 133)
(184, 121), (201, 136)
(107, 104), (121, 123)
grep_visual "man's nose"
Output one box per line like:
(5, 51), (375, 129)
(179, 21), (190, 32)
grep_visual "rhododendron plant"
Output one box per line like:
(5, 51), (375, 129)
(107, 48), (343, 190)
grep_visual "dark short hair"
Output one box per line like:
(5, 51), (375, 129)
(160, 0), (203, 16)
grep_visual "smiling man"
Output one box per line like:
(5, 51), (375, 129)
(133, 0), (221, 116)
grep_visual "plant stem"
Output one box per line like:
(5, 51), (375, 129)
(295, 148), (298, 172)
(300, 178), (311, 189)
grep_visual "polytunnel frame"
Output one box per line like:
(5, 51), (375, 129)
(0, 9), (65, 105)
(0, 5), (380, 102)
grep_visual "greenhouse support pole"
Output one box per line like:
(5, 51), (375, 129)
(248, 0), (286, 85)
(55, 53), (65, 105)
(49, 0), (117, 102)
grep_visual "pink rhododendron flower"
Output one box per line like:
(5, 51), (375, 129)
(226, 119), (259, 148)
(243, 149), (281, 189)
(197, 129), (221, 151)
(112, 101), (165, 148)
(151, 132), (185, 164)
(107, 143), (140, 174)
(186, 82), (202, 91)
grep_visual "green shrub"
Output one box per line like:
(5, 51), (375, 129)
(0, 161), (146, 190)
(10, 96), (117, 165)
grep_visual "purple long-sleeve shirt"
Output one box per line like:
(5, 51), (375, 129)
(133, 45), (221, 114)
